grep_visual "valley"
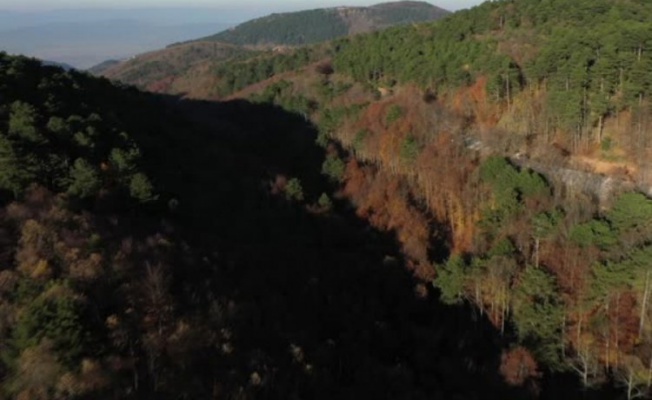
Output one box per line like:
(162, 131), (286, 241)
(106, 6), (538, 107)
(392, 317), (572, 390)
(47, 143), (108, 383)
(1, 0), (652, 399)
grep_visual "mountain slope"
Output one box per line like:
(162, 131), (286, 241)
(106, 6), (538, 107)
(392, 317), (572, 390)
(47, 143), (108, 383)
(97, 2), (448, 95)
(182, 0), (652, 396)
(197, 1), (449, 46)
(0, 51), (560, 400)
(97, 41), (251, 96)
(5, 0), (652, 395)
(86, 59), (121, 75)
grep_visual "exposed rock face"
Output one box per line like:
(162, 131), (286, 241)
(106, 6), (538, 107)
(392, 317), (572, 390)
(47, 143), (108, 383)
(510, 156), (636, 208)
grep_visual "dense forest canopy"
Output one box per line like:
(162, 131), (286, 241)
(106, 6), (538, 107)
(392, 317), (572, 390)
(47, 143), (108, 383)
(205, 9), (349, 46)
(332, 0), (652, 151)
(0, 53), (156, 203)
(197, 1), (449, 47)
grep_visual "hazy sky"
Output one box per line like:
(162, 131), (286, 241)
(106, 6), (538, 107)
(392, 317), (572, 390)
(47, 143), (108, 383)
(0, 0), (484, 12)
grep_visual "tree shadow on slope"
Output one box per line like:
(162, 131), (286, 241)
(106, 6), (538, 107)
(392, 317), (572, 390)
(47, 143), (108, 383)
(128, 94), (611, 399)
(0, 58), (620, 400)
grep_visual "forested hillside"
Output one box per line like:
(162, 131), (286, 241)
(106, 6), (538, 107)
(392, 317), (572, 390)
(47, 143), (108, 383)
(332, 0), (652, 162)
(198, 1), (449, 47)
(0, 52), (576, 399)
(94, 42), (252, 97)
(154, 0), (652, 398)
(10, 0), (652, 398)
(95, 2), (448, 96)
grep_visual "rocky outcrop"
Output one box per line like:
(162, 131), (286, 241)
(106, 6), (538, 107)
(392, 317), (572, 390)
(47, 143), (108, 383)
(510, 155), (636, 208)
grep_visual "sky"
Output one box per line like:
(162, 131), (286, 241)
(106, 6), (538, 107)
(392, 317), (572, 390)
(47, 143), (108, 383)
(0, 0), (484, 12)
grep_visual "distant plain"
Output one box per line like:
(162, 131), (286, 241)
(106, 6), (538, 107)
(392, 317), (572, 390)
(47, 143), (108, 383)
(0, 8), (253, 68)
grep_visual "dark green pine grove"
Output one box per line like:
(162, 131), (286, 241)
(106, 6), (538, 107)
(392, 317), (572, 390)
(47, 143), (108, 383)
(213, 47), (323, 97)
(202, 9), (349, 46)
(197, 2), (448, 48)
(0, 55), (156, 203)
(331, 0), (652, 148)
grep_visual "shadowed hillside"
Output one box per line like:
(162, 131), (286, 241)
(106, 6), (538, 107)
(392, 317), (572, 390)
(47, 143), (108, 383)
(141, 1), (652, 398)
(9, 0), (652, 397)
(0, 51), (611, 400)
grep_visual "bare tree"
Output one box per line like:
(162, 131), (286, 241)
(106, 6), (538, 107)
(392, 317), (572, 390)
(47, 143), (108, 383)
(615, 355), (650, 400)
(569, 340), (600, 388)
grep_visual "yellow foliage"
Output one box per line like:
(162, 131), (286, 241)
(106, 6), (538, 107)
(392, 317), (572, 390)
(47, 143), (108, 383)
(56, 359), (109, 397)
(40, 283), (78, 302)
(13, 340), (63, 396)
(69, 252), (103, 281)
(30, 259), (51, 280)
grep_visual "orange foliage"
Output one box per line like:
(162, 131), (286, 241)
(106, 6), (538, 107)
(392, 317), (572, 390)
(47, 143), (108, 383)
(500, 346), (540, 387)
(147, 76), (175, 93)
(449, 76), (500, 133)
(415, 133), (479, 254)
(343, 160), (433, 279)
(316, 70), (652, 380)
(541, 244), (593, 299)
(610, 292), (640, 355)
(339, 87), (481, 255)
(7, 187), (109, 285)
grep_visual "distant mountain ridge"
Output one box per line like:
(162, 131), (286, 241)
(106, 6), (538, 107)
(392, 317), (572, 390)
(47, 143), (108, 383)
(87, 59), (122, 75)
(196, 1), (449, 46)
(96, 1), (449, 96)
(40, 59), (75, 71)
